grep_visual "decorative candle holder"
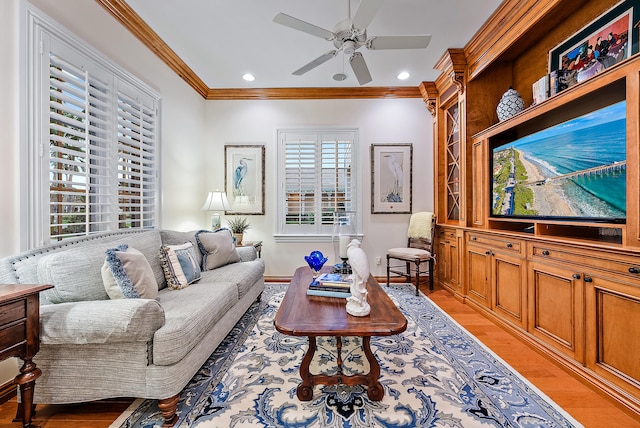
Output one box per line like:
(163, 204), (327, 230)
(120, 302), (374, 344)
(332, 211), (355, 274)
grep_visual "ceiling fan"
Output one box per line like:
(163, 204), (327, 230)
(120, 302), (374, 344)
(273, 0), (431, 85)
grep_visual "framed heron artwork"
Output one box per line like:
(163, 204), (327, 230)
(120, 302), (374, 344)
(224, 145), (265, 215)
(370, 143), (413, 214)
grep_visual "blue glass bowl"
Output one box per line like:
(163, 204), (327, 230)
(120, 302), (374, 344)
(305, 251), (328, 273)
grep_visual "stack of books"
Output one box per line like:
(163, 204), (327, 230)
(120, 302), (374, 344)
(307, 273), (352, 298)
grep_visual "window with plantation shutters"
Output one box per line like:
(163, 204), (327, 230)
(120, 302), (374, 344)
(277, 129), (358, 238)
(29, 11), (160, 246)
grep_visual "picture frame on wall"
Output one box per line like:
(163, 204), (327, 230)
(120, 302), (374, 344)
(548, 0), (637, 91)
(370, 143), (412, 214)
(224, 145), (265, 215)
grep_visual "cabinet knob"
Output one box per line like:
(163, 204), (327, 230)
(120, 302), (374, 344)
(584, 276), (593, 283)
(542, 250), (550, 256)
(471, 236), (477, 241)
(485, 251), (491, 256)
(506, 243), (513, 248)
(629, 267), (640, 274)
(572, 273), (581, 280)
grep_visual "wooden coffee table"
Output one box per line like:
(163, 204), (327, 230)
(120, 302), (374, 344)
(274, 266), (407, 401)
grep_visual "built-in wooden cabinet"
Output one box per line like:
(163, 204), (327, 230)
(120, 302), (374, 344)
(466, 232), (527, 329)
(426, 0), (640, 416)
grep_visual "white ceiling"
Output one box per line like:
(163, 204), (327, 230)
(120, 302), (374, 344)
(126, 0), (503, 89)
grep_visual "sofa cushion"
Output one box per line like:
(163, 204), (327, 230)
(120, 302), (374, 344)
(102, 244), (158, 299)
(159, 242), (202, 289)
(152, 282), (239, 366)
(200, 259), (265, 299)
(37, 231), (164, 304)
(195, 229), (240, 270)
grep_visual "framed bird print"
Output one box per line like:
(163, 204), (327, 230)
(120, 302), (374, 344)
(370, 143), (412, 214)
(224, 145), (265, 214)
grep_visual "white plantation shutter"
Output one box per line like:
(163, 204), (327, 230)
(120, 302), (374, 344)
(278, 130), (358, 236)
(48, 52), (112, 239)
(33, 17), (160, 244)
(116, 88), (157, 229)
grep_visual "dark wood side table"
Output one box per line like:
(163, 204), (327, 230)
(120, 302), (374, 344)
(0, 284), (52, 428)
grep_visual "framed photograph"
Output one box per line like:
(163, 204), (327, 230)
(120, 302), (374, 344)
(548, 0), (638, 89)
(371, 143), (412, 214)
(224, 145), (265, 214)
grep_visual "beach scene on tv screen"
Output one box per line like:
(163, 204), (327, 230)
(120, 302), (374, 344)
(492, 100), (626, 220)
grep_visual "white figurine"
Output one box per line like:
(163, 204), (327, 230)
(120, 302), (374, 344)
(345, 239), (370, 317)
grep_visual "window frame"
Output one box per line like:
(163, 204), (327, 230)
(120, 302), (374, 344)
(25, 6), (161, 248)
(275, 128), (361, 242)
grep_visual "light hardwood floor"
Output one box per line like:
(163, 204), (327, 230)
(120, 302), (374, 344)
(0, 283), (638, 427)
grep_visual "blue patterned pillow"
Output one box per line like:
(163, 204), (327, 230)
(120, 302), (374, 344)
(159, 242), (202, 290)
(101, 244), (158, 299)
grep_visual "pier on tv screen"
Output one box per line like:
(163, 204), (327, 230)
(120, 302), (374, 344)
(491, 100), (626, 222)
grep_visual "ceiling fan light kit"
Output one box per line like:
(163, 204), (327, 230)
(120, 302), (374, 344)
(273, 0), (431, 85)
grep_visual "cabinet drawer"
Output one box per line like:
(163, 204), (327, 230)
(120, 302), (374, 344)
(0, 322), (26, 355)
(467, 233), (523, 255)
(0, 301), (25, 327)
(529, 243), (640, 280)
(439, 229), (457, 240)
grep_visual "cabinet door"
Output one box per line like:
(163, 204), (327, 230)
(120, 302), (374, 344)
(466, 246), (491, 308)
(437, 229), (461, 294)
(445, 234), (460, 291)
(493, 252), (527, 329)
(584, 274), (640, 398)
(528, 262), (584, 363)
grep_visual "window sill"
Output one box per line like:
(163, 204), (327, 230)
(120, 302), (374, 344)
(273, 234), (364, 243)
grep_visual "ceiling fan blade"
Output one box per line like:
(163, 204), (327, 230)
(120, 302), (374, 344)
(367, 35), (432, 50)
(349, 52), (372, 85)
(273, 13), (335, 40)
(293, 51), (338, 75)
(351, 0), (383, 30)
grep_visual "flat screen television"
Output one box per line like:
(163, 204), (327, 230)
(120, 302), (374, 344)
(491, 99), (626, 223)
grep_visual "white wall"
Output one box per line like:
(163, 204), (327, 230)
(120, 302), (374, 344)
(205, 99), (434, 277)
(4, 0), (209, 252)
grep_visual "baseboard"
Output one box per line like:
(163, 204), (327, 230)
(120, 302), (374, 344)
(0, 380), (16, 405)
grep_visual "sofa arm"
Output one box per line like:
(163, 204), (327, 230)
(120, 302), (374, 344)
(40, 299), (165, 345)
(236, 246), (257, 261)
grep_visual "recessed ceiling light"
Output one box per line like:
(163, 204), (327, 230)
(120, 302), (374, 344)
(242, 73), (255, 82)
(397, 71), (410, 80)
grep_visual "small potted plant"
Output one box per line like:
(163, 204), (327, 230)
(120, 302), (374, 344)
(227, 216), (251, 246)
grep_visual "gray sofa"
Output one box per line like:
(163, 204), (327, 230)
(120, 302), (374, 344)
(0, 229), (265, 426)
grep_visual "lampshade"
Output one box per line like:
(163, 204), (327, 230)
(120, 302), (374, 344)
(201, 191), (230, 212)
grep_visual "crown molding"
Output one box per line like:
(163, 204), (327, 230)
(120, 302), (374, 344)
(207, 86), (421, 100)
(96, 0), (422, 100)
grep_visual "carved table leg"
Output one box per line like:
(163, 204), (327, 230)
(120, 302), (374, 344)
(362, 337), (384, 401)
(297, 336), (316, 401)
(14, 359), (41, 428)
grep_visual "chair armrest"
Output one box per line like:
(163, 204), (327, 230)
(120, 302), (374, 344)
(39, 299), (165, 345)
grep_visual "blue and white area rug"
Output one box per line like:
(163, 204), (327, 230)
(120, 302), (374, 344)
(113, 283), (582, 427)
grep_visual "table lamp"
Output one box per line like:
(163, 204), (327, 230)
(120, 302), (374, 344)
(201, 191), (230, 230)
